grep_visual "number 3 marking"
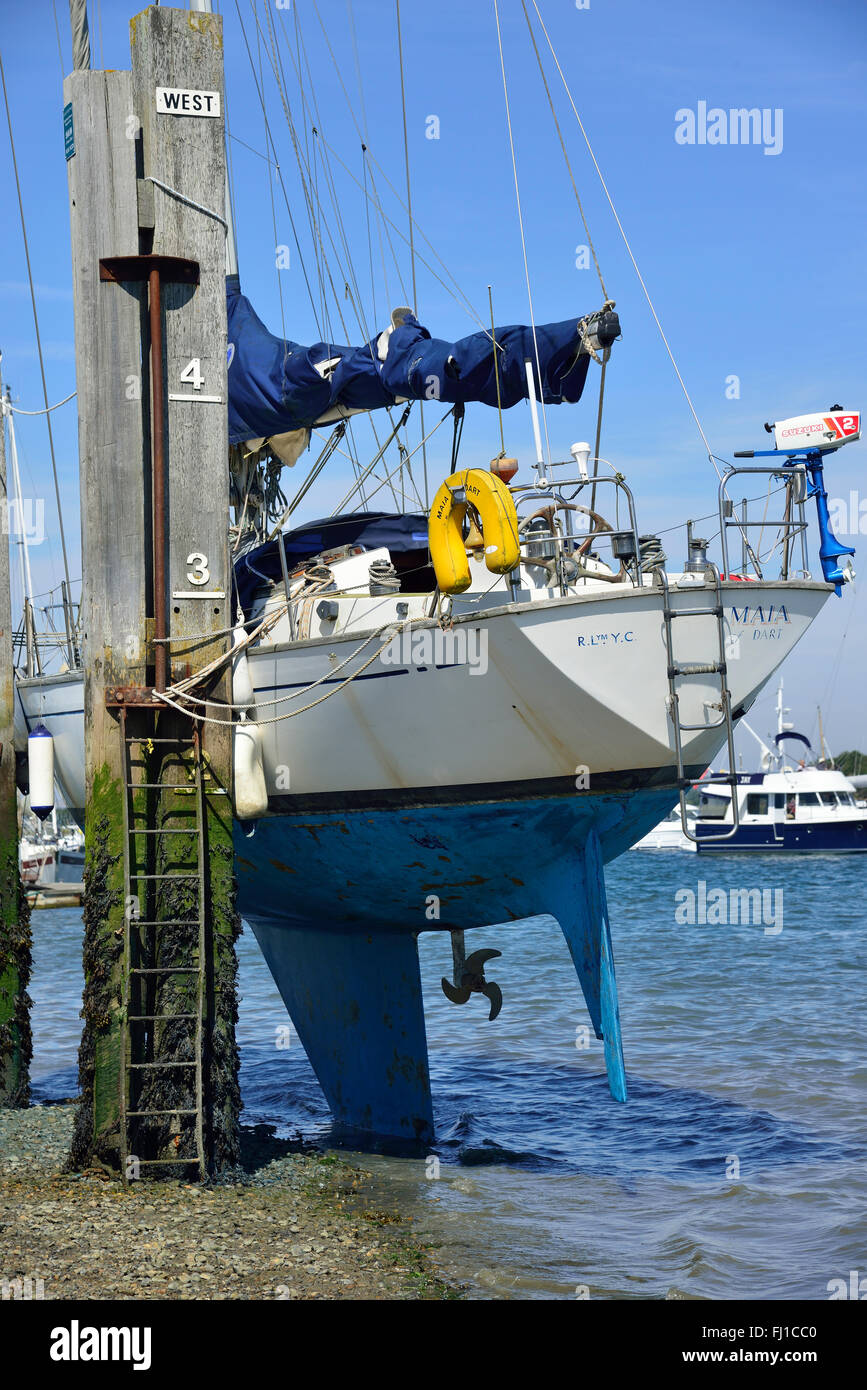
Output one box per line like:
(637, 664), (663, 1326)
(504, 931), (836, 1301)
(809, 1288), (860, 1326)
(187, 551), (210, 586)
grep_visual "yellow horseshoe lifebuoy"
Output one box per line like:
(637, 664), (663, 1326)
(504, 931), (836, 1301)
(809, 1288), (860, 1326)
(428, 468), (521, 594)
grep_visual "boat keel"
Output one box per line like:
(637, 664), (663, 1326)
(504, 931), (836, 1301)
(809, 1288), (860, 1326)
(249, 919), (434, 1143)
(543, 828), (628, 1102)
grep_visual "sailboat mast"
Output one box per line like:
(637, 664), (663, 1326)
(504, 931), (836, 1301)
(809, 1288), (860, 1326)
(5, 396), (34, 607)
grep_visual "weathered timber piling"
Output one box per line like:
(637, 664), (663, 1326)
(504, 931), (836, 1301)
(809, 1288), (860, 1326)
(65, 5), (238, 1177)
(0, 360), (33, 1108)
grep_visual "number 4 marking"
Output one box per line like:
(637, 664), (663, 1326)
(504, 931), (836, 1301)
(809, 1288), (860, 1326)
(180, 358), (204, 391)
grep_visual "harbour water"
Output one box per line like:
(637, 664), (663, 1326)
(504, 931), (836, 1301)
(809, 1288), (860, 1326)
(30, 851), (867, 1300)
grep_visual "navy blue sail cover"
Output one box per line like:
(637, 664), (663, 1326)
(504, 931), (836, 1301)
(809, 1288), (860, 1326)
(234, 511), (429, 618)
(227, 275), (591, 444)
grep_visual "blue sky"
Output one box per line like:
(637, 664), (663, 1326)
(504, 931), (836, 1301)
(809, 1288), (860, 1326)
(1, 0), (865, 750)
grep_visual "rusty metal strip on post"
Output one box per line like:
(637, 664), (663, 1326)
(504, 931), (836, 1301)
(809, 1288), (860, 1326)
(98, 255), (199, 694)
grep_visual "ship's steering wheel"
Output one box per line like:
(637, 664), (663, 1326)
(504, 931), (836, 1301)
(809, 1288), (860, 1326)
(519, 501), (615, 558)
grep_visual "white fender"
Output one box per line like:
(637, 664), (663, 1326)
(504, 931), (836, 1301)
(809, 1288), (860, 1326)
(231, 626), (255, 715)
(27, 724), (55, 821)
(233, 715), (268, 821)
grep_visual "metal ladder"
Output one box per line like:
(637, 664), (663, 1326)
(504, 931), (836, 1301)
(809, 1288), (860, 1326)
(119, 709), (206, 1181)
(655, 566), (741, 844)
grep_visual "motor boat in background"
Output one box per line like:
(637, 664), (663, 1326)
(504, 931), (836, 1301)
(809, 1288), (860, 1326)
(694, 681), (867, 852)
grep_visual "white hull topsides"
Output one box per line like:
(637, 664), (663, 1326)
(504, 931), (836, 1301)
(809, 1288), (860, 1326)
(251, 577), (828, 807)
(16, 570), (830, 818)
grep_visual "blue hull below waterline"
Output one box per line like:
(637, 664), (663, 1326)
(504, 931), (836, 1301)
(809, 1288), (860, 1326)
(234, 785), (679, 1143)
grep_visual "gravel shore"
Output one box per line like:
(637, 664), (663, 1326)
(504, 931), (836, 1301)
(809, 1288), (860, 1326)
(0, 1104), (459, 1300)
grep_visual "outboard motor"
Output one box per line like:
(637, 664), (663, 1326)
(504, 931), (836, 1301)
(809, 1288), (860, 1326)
(735, 407), (860, 594)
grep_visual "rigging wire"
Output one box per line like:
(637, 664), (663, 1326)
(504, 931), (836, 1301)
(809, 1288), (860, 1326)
(347, 414), (402, 511)
(254, 10), (287, 343)
(519, 0), (607, 303)
(309, 0), (410, 307)
(279, 5), (374, 358)
(310, 423), (424, 513)
(358, 145), (473, 321)
(268, 6), (383, 362)
(488, 286), (506, 457)
(307, 0), (481, 327)
(267, 423), (348, 537)
(259, 1), (330, 337)
(347, 0), (380, 327)
(239, 4), (369, 508)
(361, 147), (379, 328)
(157, 620), (414, 726)
(233, 0), (324, 333)
(343, 87), (397, 354)
(0, 49), (75, 639)
(292, 2), (315, 202)
(361, 408), (452, 507)
(528, 0), (722, 481)
(290, 111), (482, 330)
(51, 0), (66, 77)
(235, 4), (370, 517)
(346, 0), (371, 133)
(492, 0), (553, 473)
(222, 10), (240, 276)
(9, 391), (77, 415)
(255, 1), (408, 489)
(331, 406), (413, 515)
(257, 2), (365, 352)
(226, 130), (276, 165)
(395, 0), (428, 505)
(590, 355), (607, 514)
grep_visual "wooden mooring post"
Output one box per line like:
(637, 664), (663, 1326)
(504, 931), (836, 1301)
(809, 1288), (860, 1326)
(65, 5), (239, 1177)
(0, 357), (33, 1108)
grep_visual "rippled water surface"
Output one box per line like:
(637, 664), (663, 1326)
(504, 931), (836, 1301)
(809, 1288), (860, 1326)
(30, 851), (867, 1299)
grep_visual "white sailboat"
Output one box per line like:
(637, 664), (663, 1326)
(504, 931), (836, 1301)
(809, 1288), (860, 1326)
(10, 1), (861, 1141)
(631, 806), (696, 852)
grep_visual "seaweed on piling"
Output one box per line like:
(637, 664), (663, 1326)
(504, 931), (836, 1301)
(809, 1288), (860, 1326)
(207, 846), (242, 1172)
(68, 812), (123, 1170)
(0, 842), (33, 1108)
